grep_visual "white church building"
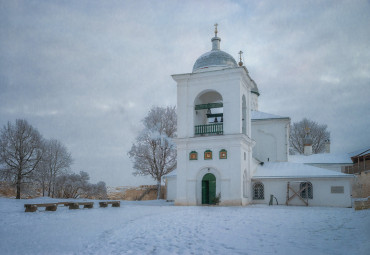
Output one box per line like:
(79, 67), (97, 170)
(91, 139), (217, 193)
(164, 26), (353, 207)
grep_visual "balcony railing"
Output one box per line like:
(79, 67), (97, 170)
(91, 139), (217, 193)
(195, 123), (223, 135)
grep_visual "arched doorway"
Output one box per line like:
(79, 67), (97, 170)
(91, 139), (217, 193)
(202, 173), (216, 204)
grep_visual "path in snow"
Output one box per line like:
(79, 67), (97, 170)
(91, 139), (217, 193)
(0, 198), (369, 255)
(82, 205), (369, 255)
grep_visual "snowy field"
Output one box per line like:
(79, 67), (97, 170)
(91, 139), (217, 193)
(0, 197), (369, 255)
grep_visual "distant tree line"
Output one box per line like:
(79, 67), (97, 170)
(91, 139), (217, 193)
(0, 119), (107, 199)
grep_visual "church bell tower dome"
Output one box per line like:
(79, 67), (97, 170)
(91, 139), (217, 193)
(192, 24), (237, 73)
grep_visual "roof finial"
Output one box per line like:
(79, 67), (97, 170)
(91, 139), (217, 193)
(238, 50), (243, 66)
(211, 23), (221, 50)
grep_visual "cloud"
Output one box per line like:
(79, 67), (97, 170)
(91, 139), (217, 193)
(0, 0), (369, 186)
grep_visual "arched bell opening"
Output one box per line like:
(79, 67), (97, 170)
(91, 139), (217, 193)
(201, 173), (216, 205)
(194, 90), (223, 136)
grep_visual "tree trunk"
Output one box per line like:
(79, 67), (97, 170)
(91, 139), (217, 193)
(16, 173), (22, 199)
(51, 174), (56, 198)
(156, 180), (161, 200)
(48, 180), (52, 197)
(42, 180), (45, 197)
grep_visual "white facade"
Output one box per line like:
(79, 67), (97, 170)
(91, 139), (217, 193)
(165, 174), (177, 201)
(165, 28), (353, 207)
(251, 162), (353, 207)
(172, 67), (255, 206)
(252, 178), (352, 207)
(251, 116), (290, 163)
(174, 68), (254, 138)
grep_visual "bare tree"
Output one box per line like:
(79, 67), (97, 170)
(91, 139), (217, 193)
(0, 120), (43, 199)
(128, 106), (177, 199)
(81, 181), (108, 199)
(34, 159), (48, 197)
(290, 118), (330, 155)
(53, 171), (106, 199)
(43, 139), (72, 197)
(34, 139), (72, 197)
(54, 171), (90, 199)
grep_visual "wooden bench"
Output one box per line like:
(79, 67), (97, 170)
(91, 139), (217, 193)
(24, 202), (94, 212)
(24, 203), (58, 212)
(99, 201), (120, 208)
(68, 202), (94, 209)
(57, 202), (71, 206)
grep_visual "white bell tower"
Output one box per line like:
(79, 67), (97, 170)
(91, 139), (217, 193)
(172, 25), (255, 206)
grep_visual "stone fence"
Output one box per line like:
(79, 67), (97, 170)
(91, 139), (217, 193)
(354, 197), (370, 210)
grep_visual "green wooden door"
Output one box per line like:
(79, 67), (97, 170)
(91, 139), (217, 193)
(202, 173), (216, 205)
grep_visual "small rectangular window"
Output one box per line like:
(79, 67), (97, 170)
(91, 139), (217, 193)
(204, 150), (212, 160)
(331, 186), (344, 193)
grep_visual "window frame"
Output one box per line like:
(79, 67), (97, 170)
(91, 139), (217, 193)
(189, 151), (198, 160)
(204, 150), (212, 160)
(252, 182), (264, 200)
(300, 182), (313, 199)
(219, 149), (227, 159)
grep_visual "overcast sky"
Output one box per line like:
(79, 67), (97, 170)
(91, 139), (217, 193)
(1, 0), (369, 187)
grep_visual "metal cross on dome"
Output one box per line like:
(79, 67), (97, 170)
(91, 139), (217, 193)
(214, 23), (218, 37)
(238, 50), (244, 66)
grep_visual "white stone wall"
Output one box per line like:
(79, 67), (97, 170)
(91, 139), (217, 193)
(251, 93), (258, 111)
(251, 119), (290, 162)
(172, 67), (255, 206)
(251, 178), (352, 207)
(173, 67), (254, 138)
(174, 134), (254, 206)
(165, 176), (177, 201)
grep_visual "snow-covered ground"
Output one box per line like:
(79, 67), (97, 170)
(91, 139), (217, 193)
(0, 197), (369, 255)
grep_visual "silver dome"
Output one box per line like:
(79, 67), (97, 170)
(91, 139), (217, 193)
(192, 35), (237, 73)
(192, 50), (238, 72)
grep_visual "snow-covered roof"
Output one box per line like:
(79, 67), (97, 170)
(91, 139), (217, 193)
(253, 162), (353, 179)
(348, 147), (370, 157)
(251, 110), (289, 120)
(289, 153), (352, 164)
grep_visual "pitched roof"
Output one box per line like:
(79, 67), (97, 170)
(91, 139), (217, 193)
(253, 162), (353, 179)
(289, 153), (352, 164)
(251, 110), (289, 120)
(348, 147), (370, 157)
